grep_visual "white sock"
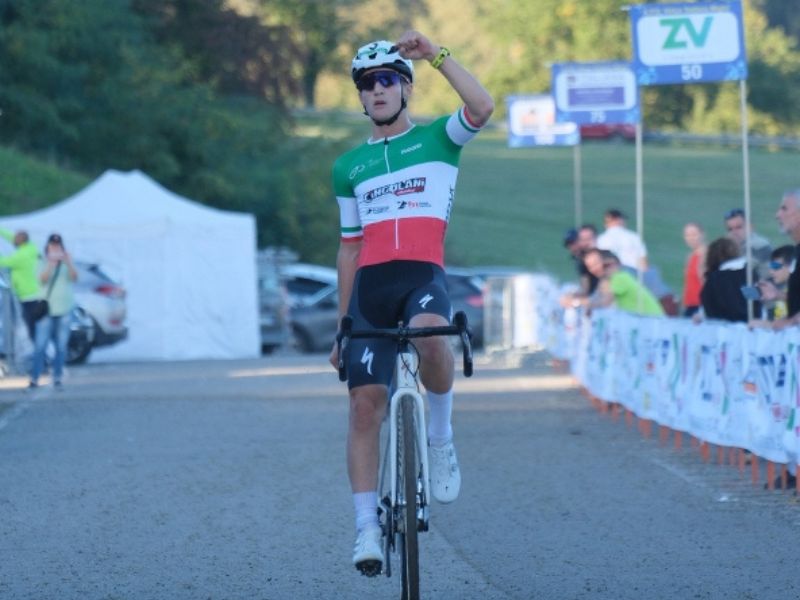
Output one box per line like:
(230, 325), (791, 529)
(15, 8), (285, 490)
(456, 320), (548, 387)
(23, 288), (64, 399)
(353, 491), (379, 532)
(427, 389), (454, 447)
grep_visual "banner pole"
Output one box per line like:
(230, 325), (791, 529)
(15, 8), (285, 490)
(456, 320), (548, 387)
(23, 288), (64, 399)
(635, 90), (644, 313)
(574, 143), (583, 227)
(740, 78), (754, 321)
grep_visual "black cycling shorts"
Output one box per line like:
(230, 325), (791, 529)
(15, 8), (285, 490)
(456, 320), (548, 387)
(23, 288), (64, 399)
(344, 260), (452, 390)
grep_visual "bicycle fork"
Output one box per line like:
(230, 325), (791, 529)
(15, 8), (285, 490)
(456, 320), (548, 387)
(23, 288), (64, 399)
(388, 350), (430, 533)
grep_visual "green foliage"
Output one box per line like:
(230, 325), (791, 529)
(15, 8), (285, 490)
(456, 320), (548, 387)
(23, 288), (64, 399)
(2, 0), (800, 270)
(0, 0), (350, 262)
(0, 145), (89, 214)
(132, 0), (302, 104)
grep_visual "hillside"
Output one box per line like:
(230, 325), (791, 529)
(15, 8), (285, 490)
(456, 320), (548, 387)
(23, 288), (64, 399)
(0, 146), (90, 215)
(3, 135), (798, 294)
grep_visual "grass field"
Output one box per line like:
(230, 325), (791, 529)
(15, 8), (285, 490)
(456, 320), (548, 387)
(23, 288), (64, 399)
(450, 130), (799, 291)
(2, 123), (798, 293)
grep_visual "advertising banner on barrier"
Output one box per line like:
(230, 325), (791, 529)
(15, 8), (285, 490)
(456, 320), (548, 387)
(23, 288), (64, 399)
(505, 95), (579, 147)
(629, 0), (748, 85)
(548, 305), (799, 464)
(551, 61), (640, 125)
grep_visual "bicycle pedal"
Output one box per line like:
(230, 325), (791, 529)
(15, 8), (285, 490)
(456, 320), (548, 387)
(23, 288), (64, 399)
(355, 559), (382, 577)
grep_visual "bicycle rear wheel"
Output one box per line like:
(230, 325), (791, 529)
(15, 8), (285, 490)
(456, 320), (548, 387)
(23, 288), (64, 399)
(399, 395), (420, 600)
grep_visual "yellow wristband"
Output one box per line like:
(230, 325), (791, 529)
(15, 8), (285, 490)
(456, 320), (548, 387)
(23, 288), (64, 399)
(430, 47), (450, 69)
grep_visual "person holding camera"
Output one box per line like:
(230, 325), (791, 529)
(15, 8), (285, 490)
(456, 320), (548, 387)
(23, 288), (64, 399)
(29, 233), (78, 389)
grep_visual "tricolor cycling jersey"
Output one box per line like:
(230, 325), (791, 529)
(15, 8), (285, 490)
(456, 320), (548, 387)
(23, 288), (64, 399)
(332, 107), (483, 267)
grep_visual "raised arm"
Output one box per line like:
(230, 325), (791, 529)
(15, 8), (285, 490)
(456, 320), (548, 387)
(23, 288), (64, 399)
(394, 31), (494, 127)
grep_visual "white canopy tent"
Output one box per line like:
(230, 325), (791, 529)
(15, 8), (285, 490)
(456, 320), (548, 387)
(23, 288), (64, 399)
(0, 169), (260, 361)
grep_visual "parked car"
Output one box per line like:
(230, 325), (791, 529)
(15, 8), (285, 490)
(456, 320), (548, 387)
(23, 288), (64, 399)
(253, 261), (337, 354)
(288, 268), (487, 354)
(66, 306), (95, 364)
(73, 261), (128, 351)
(257, 262), (289, 354)
(290, 285), (339, 353)
(445, 269), (485, 349)
(579, 123), (636, 141)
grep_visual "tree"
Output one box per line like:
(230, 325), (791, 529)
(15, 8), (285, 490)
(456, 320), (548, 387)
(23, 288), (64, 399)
(132, 0), (302, 105)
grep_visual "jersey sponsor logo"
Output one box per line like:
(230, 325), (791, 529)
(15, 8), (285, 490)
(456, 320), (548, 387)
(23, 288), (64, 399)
(397, 199), (432, 210)
(400, 142), (423, 155)
(349, 164), (365, 180)
(361, 346), (374, 375)
(419, 293), (434, 309)
(366, 206), (390, 215)
(363, 177), (426, 203)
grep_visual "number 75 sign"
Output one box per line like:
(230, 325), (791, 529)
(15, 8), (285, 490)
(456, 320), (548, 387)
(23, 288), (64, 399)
(630, 0), (747, 85)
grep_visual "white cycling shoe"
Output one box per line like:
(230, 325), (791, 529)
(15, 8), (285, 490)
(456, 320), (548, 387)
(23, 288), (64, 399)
(429, 439), (461, 503)
(353, 527), (383, 576)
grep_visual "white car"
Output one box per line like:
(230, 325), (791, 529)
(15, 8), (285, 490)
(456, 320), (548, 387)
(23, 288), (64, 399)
(73, 262), (128, 350)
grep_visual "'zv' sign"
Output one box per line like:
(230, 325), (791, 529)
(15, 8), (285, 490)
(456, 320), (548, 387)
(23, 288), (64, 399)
(629, 1), (747, 86)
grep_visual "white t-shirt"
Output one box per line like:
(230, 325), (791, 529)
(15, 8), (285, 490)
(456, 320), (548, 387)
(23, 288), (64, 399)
(597, 225), (647, 270)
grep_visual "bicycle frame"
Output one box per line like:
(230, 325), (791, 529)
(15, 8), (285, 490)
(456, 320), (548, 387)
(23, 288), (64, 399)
(336, 312), (473, 597)
(383, 347), (430, 534)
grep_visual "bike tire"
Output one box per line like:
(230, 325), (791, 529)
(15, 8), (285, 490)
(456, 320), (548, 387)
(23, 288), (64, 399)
(399, 395), (420, 600)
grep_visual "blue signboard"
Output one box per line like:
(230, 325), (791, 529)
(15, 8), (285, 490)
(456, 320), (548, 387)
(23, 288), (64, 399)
(551, 62), (640, 125)
(629, 0), (747, 86)
(506, 95), (579, 147)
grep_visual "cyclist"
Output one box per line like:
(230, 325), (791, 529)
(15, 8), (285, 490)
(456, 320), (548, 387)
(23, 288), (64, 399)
(329, 30), (493, 574)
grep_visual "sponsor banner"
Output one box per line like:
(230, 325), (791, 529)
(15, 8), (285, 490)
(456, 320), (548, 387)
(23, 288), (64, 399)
(549, 306), (798, 463)
(527, 274), (798, 462)
(630, 0), (748, 85)
(551, 61), (640, 125)
(505, 95), (579, 147)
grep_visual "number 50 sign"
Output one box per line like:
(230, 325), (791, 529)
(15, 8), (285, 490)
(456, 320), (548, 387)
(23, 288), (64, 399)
(630, 0), (747, 86)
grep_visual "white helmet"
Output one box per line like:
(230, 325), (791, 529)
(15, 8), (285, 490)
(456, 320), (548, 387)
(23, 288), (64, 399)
(351, 40), (414, 84)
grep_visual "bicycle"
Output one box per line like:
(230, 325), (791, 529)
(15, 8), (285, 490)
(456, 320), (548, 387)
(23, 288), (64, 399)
(337, 311), (473, 600)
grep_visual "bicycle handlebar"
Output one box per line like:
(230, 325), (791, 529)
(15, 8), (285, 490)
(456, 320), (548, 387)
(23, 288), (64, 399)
(336, 311), (474, 382)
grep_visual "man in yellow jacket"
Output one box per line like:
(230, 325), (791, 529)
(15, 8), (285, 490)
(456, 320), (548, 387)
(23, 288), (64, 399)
(0, 228), (44, 341)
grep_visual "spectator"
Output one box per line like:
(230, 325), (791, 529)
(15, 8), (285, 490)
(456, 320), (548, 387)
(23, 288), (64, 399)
(754, 190), (800, 490)
(576, 224), (599, 296)
(560, 224), (600, 308)
(699, 237), (759, 323)
(29, 233), (78, 389)
(563, 227), (579, 259)
(681, 222), (707, 317)
(756, 245), (794, 321)
(576, 224), (598, 252)
(0, 228), (45, 341)
(597, 208), (648, 271)
(724, 208), (772, 280)
(753, 189), (800, 331)
(579, 248), (664, 316)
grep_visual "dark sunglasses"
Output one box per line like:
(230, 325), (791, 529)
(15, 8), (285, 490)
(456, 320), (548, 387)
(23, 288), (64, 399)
(769, 261), (786, 269)
(356, 70), (403, 92)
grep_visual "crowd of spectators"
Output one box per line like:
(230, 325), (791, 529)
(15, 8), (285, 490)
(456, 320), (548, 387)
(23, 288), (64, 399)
(559, 190), (800, 490)
(560, 188), (800, 330)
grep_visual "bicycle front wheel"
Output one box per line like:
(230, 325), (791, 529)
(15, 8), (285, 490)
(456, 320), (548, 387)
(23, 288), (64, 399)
(399, 395), (420, 600)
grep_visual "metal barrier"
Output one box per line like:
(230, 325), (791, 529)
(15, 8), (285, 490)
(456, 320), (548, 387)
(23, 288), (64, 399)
(482, 273), (560, 352)
(0, 274), (16, 376)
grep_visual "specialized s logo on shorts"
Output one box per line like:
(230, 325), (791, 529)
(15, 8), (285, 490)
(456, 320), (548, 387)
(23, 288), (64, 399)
(361, 346), (375, 375)
(419, 294), (434, 309)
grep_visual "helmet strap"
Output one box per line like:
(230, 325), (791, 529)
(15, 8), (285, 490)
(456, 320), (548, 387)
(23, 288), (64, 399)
(368, 97), (407, 127)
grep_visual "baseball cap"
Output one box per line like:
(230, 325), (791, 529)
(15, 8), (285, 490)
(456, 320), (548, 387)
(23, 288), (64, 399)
(563, 228), (578, 247)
